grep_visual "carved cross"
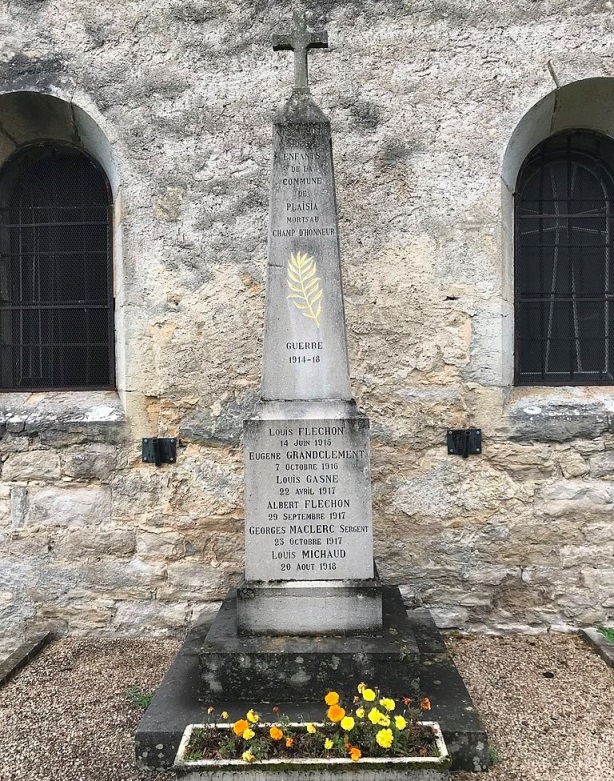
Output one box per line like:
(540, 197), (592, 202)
(272, 11), (328, 92)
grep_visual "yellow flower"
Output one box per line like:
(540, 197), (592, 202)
(207, 706), (214, 714)
(286, 737), (294, 748)
(242, 750), (255, 763)
(357, 682), (366, 693)
(355, 707), (365, 718)
(379, 698), (395, 712)
(324, 691), (340, 706)
(324, 739), (334, 750)
(376, 728), (393, 748)
(306, 723), (316, 734)
(242, 728), (255, 740)
(394, 715), (407, 730)
(221, 711), (229, 719)
(246, 709), (259, 723)
(377, 713), (391, 727)
(269, 726), (283, 741)
(362, 688), (376, 701)
(340, 716), (355, 731)
(368, 707), (383, 724)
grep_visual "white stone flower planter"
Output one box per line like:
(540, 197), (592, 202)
(174, 721), (451, 781)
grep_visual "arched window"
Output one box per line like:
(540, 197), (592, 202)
(0, 144), (114, 390)
(515, 130), (614, 384)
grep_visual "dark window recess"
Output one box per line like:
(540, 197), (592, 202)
(0, 145), (114, 390)
(515, 131), (614, 385)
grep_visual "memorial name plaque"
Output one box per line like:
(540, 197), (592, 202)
(245, 417), (373, 581)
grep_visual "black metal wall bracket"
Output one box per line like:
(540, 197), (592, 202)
(447, 428), (482, 458)
(142, 437), (177, 466)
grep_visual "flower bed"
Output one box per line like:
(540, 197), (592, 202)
(174, 684), (451, 780)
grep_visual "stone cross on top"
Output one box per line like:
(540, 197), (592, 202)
(272, 11), (328, 93)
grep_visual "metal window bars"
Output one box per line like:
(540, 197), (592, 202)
(0, 145), (114, 390)
(515, 131), (614, 384)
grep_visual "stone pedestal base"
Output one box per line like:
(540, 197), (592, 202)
(200, 586), (418, 702)
(135, 587), (489, 773)
(236, 577), (383, 636)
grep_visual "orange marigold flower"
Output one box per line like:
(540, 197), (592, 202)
(327, 704), (345, 723)
(420, 697), (432, 711)
(285, 737), (294, 748)
(269, 726), (284, 741)
(272, 706), (280, 715)
(233, 719), (249, 736)
(402, 696), (412, 706)
(350, 747), (362, 762)
(324, 691), (340, 706)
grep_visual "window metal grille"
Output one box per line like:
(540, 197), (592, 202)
(515, 131), (614, 385)
(0, 145), (114, 390)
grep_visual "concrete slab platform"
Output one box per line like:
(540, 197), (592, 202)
(0, 631), (53, 688)
(135, 591), (488, 772)
(580, 628), (614, 669)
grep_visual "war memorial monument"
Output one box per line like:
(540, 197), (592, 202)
(136, 13), (488, 773)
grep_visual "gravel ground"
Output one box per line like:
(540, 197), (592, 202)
(449, 633), (614, 781)
(0, 633), (613, 780)
(0, 637), (181, 781)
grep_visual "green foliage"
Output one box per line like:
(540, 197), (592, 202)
(488, 745), (501, 766)
(598, 627), (614, 645)
(126, 686), (153, 709)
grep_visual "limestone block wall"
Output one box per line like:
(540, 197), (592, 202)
(1, 0), (614, 651)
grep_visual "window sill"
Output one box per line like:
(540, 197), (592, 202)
(503, 386), (614, 442)
(0, 390), (125, 442)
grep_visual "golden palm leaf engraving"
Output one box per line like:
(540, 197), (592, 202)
(287, 251), (323, 328)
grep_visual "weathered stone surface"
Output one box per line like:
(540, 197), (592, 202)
(589, 450), (614, 479)
(162, 560), (238, 601)
(488, 443), (556, 480)
(3, 2), (614, 644)
(54, 527), (136, 557)
(60, 444), (116, 481)
(505, 394), (609, 442)
(10, 485), (27, 529)
(111, 600), (189, 632)
(136, 531), (186, 560)
(0, 484), (10, 526)
(2, 451), (61, 482)
(535, 480), (614, 517)
(180, 391), (259, 446)
(0, 392), (125, 445)
(25, 486), (111, 527)
(558, 450), (589, 479)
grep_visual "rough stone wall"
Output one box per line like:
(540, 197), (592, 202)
(1, 0), (614, 651)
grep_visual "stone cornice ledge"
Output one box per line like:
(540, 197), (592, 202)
(503, 387), (614, 442)
(0, 391), (125, 440)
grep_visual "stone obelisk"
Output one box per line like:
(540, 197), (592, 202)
(238, 12), (382, 636)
